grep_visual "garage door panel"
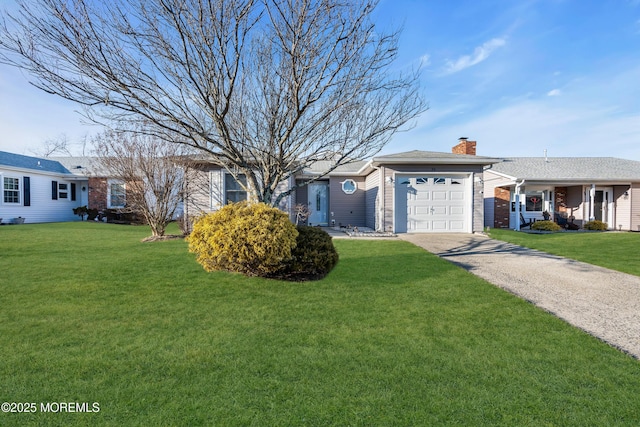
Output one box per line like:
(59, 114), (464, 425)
(449, 220), (465, 231)
(396, 174), (469, 233)
(432, 191), (447, 200)
(431, 221), (448, 231)
(432, 206), (447, 215)
(450, 206), (464, 215)
(450, 191), (465, 200)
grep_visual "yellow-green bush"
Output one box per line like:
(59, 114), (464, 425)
(584, 220), (608, 230)
(188, 202), (298, 276)
(530, 220), (563, 232)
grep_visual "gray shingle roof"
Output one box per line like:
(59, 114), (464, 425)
(53, 157), (110, 176)
(489, 157), (640, 181)
(0, 151), (71, 174)
(372, 150), (501, 165)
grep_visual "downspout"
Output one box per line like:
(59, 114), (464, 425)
(514, 179), (525, 231)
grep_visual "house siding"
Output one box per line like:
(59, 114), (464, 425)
(482, 171), (515, 228)
(0, 172), (86, 224)
(329, 176), (366, 228)
(631, 183), (640, 232)
(613, 185), (631, 230)
(364, 169), (380, 230)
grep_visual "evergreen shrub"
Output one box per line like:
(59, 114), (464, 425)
(188, 202), (298, 277)
(273, 226), (339, 281)
(530, 220), (563, 232)
(583, 220), (608, 231)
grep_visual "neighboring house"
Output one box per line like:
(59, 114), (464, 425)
(0, 151), (89, 224)
(55, 157), (129, 212)
(483, 156), (640, 231)
(188, 138), (501, 233)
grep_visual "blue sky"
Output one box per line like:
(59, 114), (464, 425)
(1, 0), (640, 159)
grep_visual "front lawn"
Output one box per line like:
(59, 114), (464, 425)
(489, 228), (640, 276)
(1, 222), (639, 426)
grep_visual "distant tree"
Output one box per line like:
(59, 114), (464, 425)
(92, 127), (195, 238)
(31, 134), (72, 157)
(0, 0), (426, 206)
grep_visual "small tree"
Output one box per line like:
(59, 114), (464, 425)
(93, 127), (195, 237)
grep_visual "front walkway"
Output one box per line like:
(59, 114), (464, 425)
(399, 233), (640, 360)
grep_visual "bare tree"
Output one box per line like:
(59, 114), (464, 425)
(31, 133), (73, 157)
(0, 0), (426, 206)
(93, 127), (194, 237)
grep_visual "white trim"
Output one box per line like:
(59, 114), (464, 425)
(2, 174), (21, 205)
(107, 179), (126, 209)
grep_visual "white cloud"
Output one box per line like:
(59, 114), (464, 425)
(443, 38), (507, 74)
(419, 54), (431, 67)
(547, 89), (561, 96)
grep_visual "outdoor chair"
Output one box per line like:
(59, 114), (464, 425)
(520, 213), (534, 229)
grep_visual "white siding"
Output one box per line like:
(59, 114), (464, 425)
(0, 169), (87, 224)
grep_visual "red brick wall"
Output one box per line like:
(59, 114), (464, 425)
(452, 140), (477, 155)
(493, 186), (511, 228)
(88, 178), (108, 211)
(554, 186), (568, 214)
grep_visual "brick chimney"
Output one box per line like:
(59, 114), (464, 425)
(452, 137), (476, 155)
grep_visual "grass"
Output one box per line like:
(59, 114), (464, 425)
(489, 228), (640, 276)
(1, 222), (639, 426)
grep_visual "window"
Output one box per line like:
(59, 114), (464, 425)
(451, 179), (463, 185)
(108, 180), (126, 208)
(434, 177), (446, 185)
(3, 177), (20, 204)
(225, 174), (247, 204)
(58, 183), (68, 199)
(525, 192), (543, 212)
(416, 177), (429, 184)
(341, 179), (357, 194)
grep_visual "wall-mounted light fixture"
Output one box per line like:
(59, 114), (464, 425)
(624, 191), (629, 199)
(385, 176), (394, 185)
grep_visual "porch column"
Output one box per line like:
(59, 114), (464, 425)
(514, 180), (525, 231)
(589, 184), (596, 221)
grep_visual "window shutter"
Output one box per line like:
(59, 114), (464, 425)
(52, 181), (58, 200)
(71, 183), (77, 201)
(23, 177), (31, 206)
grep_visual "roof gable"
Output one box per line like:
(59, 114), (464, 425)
(0, 151), (71, 175)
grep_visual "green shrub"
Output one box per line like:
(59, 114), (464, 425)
(273, 226), (339, 281)
(188, 202), (298, 277)
(531, 220), (563, 232)
(584, 220), (608, 231)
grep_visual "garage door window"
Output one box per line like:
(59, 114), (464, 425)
(434, 177), (446, 185)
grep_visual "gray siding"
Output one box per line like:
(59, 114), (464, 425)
(632, 183), (640, 232)
(473, 172), (484, 232)
(329, 176), (366, 227)
(614, 185), (631, 230)
(482, 171), (515, 228)
(364, 169), (380, 229)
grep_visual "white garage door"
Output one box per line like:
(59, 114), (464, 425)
(395, 175), (470, 232)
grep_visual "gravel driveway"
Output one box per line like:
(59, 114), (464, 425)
(399, 233), (640, 360)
